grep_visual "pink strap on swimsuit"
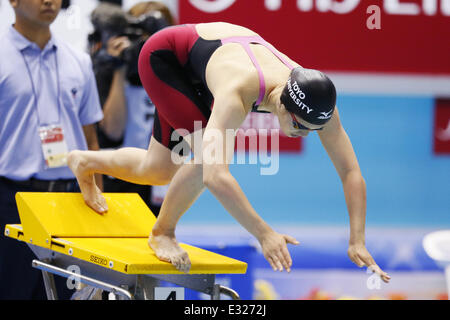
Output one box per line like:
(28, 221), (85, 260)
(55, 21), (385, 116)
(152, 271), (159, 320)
(221, 35), (295, 106)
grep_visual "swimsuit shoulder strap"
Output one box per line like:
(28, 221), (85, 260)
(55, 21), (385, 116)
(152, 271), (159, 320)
(221, 35), (295, 106)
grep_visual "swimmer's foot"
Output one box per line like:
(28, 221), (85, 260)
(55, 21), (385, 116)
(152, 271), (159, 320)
(148, 233), (191, 273)
(68, 150), (108, 214)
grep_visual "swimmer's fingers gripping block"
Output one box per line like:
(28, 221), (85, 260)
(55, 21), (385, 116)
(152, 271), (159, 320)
(5, 192), (247, 275)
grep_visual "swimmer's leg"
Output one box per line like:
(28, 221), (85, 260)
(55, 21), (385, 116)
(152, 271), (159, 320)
(148, 128), (207, 273)
(68, 138), (182, 213)
(148, 158), (205, 273)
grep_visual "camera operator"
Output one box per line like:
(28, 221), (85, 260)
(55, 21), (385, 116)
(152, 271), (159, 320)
(89, 1), (174, 216)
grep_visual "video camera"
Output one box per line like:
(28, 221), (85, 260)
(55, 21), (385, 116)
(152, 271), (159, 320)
(89, 2), (170, 86)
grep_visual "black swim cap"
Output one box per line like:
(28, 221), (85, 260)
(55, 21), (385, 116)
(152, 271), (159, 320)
(280, 68), (337, 126)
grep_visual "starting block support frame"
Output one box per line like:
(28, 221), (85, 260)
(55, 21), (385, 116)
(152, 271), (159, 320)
(32, 260), (240, 300)
(28, 242), (240, 300)
(40, 262), (59, 300)
(32, 259), (134, 300)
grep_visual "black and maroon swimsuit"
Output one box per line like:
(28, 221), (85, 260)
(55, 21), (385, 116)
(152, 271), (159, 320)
(138, 24), (294, 152)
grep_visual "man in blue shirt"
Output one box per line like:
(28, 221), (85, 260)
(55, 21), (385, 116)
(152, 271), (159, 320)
(0, 0), (103, 299)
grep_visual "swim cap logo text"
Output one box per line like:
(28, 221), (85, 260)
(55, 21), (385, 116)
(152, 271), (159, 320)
(287, 79), (313, 114)
(318, 109), (333, 120)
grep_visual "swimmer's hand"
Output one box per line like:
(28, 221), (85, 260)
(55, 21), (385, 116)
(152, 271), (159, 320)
(348, 243), (391, 283)
(259, 231), (299, 273)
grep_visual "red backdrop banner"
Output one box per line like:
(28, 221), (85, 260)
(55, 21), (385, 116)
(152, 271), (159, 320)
(179, 0), (450, 75)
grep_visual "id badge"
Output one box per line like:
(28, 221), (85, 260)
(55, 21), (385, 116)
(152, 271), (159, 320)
(39, 124), (69, 168)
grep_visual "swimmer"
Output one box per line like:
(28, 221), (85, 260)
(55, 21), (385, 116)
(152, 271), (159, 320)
(68, 22), (390, 282)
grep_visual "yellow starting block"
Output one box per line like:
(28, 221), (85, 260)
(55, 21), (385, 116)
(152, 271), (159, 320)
(4, 192), (247, 300)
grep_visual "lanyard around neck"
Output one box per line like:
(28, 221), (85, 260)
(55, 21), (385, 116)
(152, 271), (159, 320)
(20, 45), (62, 125)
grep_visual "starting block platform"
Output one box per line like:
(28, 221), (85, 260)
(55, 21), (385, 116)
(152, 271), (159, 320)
(4, 192), (247, 300)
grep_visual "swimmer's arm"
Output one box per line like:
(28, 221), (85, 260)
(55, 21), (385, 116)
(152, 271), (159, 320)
(318, 107), (390, 282)
(202, 94), (299, 272)
(318, 107), (365, 245)
(202, 95), (268, 236)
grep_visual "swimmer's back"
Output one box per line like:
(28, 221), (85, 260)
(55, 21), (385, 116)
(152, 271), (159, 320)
(194, 22), (298, 109)
(195, 22), (259, 40)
